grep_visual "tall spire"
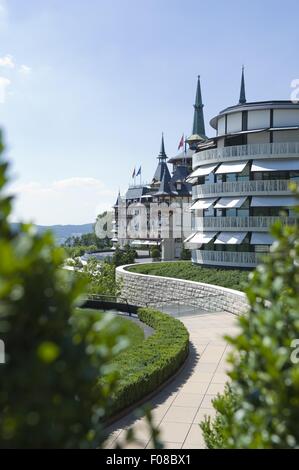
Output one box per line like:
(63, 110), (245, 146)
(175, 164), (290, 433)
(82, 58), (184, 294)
(192, 76), (206, 138)
(239, 66), (246, 104)
(158, 132), (167, 160)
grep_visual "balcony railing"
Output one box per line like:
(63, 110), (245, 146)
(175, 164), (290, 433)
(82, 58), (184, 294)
(193, 142), (299, 168)
(192, 179), (292, 199)
(195, 216), (298, 231)
(192, 249), (258, 267)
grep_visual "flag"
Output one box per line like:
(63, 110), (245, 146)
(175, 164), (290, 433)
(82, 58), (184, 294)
(132, 167), (136, 178)
(136, 166), (141, 177)
(178, 134), (184, 150)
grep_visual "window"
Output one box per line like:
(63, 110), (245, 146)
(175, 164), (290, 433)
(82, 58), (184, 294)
(203, 207), (214, 217)
(290, 171), (299, 182)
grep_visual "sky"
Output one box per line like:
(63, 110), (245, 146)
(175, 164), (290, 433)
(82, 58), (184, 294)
(0, 0), (299, 225)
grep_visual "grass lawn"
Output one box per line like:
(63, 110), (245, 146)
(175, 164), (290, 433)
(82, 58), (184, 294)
(128, 261), (250, 291)
(76, 308), (144, 350)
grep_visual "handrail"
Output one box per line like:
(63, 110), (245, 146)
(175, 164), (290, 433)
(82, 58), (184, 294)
(192, 179), (293, 198)
(193, 141), (299, 167)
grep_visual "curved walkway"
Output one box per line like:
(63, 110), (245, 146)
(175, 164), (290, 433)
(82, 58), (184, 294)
(104, 308), (239, 449)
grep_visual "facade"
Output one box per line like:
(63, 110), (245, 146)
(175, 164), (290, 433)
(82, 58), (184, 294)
(187, 69), (299, 268)
(112, 77), (207, 260)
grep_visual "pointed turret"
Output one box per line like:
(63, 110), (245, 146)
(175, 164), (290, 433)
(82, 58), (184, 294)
(158, 133), (167, 161)
(152, 134), (171, 183)
(239, 66), (246, 104)
(155, 170), (172, 196)
(192, 76), (206, 137)
(187, 76), (207, 149)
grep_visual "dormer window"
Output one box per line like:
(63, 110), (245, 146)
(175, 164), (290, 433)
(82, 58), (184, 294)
(177, 183), (182, 190)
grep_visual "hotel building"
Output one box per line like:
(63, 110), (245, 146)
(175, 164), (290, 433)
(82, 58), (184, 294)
(186, 70), (299, 268)
(111, 77), (208, 260)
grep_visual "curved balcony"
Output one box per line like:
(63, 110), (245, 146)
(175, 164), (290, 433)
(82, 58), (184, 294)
(192, 179), (292, 199)
(193, 142), (299, 168)
(195, 216), (298, 231)
(192, 249), (258, 267)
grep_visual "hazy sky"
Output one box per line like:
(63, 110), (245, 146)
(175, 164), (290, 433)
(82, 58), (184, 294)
(0, 0), (299, 224)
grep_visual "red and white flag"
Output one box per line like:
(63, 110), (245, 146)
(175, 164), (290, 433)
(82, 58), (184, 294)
(178, 134), (184, 150)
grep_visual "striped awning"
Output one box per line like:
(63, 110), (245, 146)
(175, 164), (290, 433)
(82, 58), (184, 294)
(187, 163), (218, 180)
(190, 198), (217, 210)
(215, 161), (248, 174)
(214, 196), (247, 209)
(214, 232), (248, 245)
(187, 232), (218, 245)
(251, 159), (299, 172)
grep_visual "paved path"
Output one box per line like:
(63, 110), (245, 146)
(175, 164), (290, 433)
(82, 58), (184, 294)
(104, 309), (239, 449)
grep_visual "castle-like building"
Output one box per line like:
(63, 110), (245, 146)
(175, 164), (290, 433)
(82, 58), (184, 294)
(112, 71), (299, 267)
(112, 77), (207, 260)
(187, 69), (299, 268)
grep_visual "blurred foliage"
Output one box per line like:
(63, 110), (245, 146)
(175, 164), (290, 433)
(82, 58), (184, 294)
(129, 261), (249, 291)
(64, 232), (112, 254)
(0, 132), (132, 448)
(201, 186), (299, 448)
(150, 246), (161, 261)
(78, 258), (122, 298)
(112, 244), (137, 267)
(180, 247), (191, 260)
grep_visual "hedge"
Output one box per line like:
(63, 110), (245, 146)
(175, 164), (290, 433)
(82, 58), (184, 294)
(105, 307), (189, 417)
(128, 261), (249, 291)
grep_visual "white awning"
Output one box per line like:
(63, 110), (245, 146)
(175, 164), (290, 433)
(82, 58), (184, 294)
(251, 159), (299, 172)
(190, 198), (217, 210)
(214, 232), (248, 245)
(187, 163), (218, 180)
(215, 161), (248, 174)
(251, 196), (297, 207)
(214, 196), (247, 209)
(132, 240), (161, 246)
(184, 233), (196, 243)
(251, 232), (275, 245)
(188, 232), (218, 244)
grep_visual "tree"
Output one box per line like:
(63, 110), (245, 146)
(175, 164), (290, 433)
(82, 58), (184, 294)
(112, 244), (137, 267)
(180, 247), (191, 260)
(81, 258), (121, 298)
(0, 132), (128, 448)
(201, 187), (299, 449)
(151, 247), (161, 261)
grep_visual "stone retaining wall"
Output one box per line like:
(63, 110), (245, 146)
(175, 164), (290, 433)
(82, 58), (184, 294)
(116, 265), (249, 316)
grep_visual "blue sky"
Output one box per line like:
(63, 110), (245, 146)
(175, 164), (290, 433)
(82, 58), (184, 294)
(0, 0), (299, 224)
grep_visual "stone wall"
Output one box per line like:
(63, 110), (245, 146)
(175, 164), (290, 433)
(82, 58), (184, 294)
(116, 265), (249, 316)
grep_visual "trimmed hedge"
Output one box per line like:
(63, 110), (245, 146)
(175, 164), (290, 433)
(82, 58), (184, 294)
(128, 261), (249, 291)
(106, 307), (189, 417)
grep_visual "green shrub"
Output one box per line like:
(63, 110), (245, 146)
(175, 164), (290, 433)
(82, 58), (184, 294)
(128, 261), (249, 291)
(0, 132), (129, 449)
(78, 258), (121, 298)
(201, 192), (299, 449)
(112, 244), (137, 267)
(151, 247), (161, 261)
(180, 247), (191, 260)
(106, 307), (189, 416)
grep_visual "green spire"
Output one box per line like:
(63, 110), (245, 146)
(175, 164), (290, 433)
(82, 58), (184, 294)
(239, 66), (246, 104)
(158, 132), (167, 160)
(192, 76), (206, 137)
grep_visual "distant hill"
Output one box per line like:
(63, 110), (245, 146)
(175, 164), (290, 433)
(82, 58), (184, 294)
(11, 223), (94, 245)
